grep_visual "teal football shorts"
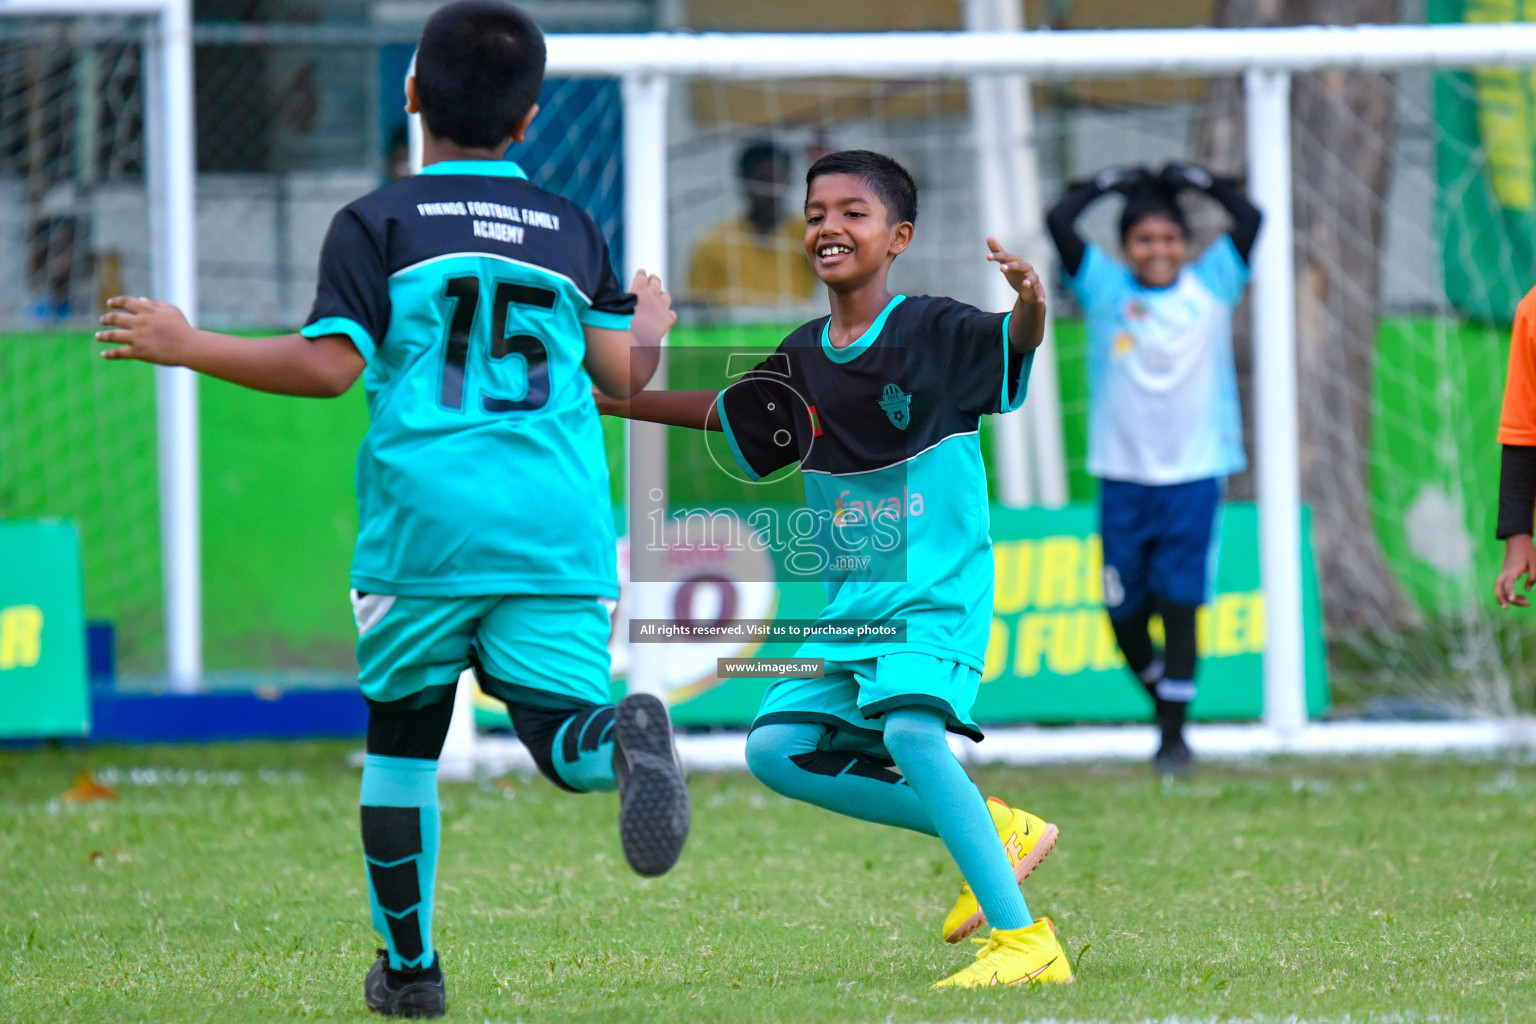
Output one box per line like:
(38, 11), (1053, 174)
(751, 651), (984, 747)
(351, 591), (613, 710)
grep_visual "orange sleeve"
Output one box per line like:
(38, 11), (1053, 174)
(1499, 288), (1536, 445)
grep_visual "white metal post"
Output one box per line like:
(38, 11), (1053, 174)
(144, 0), (202, 692)
(963, 0), (1071, 509)
(622, 73), (671, 698)
(965, 0), (1029, 507)
(545, 24), (1536, 79)
(1244, 69), (1307, 739)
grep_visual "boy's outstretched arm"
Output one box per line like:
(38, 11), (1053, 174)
(595, 388), (721, 432)
(584, 270), (675, 399)
(985, 237), (1047, 355)
(96, 296), (364, 397)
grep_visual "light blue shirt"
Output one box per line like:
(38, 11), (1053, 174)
(1065, 237), (1249, 485)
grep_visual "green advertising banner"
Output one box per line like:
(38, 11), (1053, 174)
(0, 520), (89, 738)
(1432, 0), (1536, 323)
(495, 501), (1325, 730)
(969, 503), (1328, 723)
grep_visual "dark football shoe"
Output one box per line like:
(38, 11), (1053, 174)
(612, 693), (691, 876)
(364, 950), (446, 1018)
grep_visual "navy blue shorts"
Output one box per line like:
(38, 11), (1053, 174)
(1098, 477), (1222, 620)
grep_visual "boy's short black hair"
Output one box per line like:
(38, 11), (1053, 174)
(805, 150), (918, 225)
(415, 0), (545, 151)
(1119, 183), (1187, 240)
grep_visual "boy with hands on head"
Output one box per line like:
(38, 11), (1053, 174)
(1046, 160), (1262, 776)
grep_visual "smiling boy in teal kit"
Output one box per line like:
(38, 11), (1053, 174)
(600, 150), (1074, 989)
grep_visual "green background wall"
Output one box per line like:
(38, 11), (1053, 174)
(0, 317), (1511, 675)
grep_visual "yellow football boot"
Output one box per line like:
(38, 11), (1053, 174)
(941, 796), (1059, 943)
(932, 918), (1074, 989)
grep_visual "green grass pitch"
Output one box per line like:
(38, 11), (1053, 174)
(2, 742), (1534, 1023)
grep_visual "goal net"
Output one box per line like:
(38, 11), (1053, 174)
(0, 12), (165, 672)
(633, 45), (1535, 727)
(6, 9), (1531, 732)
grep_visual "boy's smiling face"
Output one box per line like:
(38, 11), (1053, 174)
(1123, 213), (1187, 290)
(803, 172), (912, 290)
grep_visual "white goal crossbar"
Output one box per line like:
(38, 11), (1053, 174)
(546, 23), (1536, 78)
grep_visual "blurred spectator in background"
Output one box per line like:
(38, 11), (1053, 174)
(687, 139), (818, 306)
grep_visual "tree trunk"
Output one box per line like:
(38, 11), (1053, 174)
(1195, 0), (1410, 634)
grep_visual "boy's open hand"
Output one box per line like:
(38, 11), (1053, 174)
(1159, 162), (1215, 192)
(96, 296), (194, 364)
(1496, 533), (1536, 609)
(1094, 164), (1150, 196)
(630, 270), (676, 347)
(986, 238), (1045, 309)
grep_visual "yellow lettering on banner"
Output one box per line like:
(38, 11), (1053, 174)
(1468, 1), (1534, 208)
(1036, 537), (1080, 608)
(1083, 534), (1104, 604)
(1047, 611), (1091, 675)
(982, 618), (1009, 683)
(1246, 592), (1267, 652)
(1148, 613), (1165, 648)
(1091, 612), (1123, 670)
(992, 540), (1032, 614)
(1013, 614), (1050, 677)
(1197, 604), (1211, 654)
(0, 605), (44, 670)
(1474, 66), (1536, 211)
(1214, 593), (1243, 656)
(1199, 591), (1267, 656)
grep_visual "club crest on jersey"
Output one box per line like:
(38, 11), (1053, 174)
(878, 382), (912, 429)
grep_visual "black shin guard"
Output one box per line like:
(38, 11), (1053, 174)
(366, 685), (457, 759)
(1154, 600), (1199, 742)
(1110, 600), (1159, 696)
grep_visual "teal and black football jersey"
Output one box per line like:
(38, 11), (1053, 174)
(716, 294), (1032, 669)
(300, 160), (634, 598)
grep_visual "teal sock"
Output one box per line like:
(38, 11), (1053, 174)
(882, 709), (1031, 930)
(551, 706), (618, 792)
(745, 722), (938, 835)
(360, 754), (440, 970)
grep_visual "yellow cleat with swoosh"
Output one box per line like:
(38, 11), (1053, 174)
(932, 918), (1074, 989)
(941, 797), (1059, 943)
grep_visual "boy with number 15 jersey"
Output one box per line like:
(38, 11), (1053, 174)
(94, 2), (690, 1016)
